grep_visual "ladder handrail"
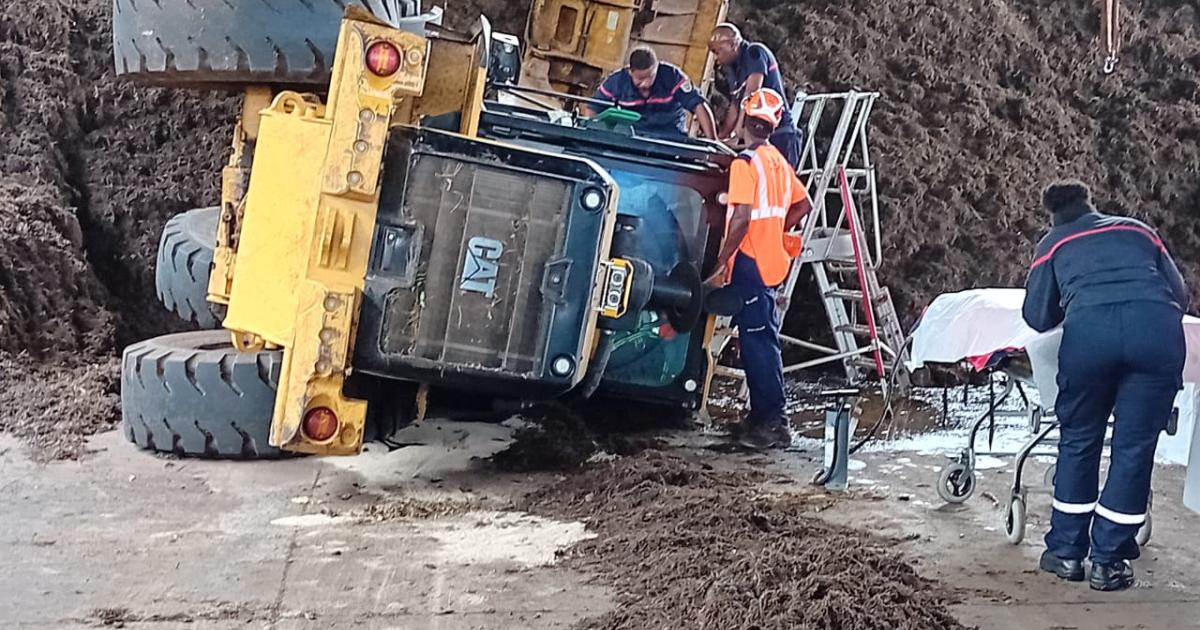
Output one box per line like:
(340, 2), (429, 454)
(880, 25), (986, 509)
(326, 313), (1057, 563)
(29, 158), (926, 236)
(839, 166), (886, 378)
(713, 90), (902, 394)
(776, 91), (881, 318)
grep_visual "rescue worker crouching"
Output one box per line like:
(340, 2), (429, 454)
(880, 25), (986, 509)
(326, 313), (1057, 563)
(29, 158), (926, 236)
(707, 24), (804, 170)
(583, 46), (718, 141)
(707, 88), (812, 451)
(1023, 181), (1190, 592)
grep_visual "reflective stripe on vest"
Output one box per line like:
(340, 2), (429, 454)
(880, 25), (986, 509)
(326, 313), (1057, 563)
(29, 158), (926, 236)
(727, 146), (794, 287)
(746, 150), (792, 222)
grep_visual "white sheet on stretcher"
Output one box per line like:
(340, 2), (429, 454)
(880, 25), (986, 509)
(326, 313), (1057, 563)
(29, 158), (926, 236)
(909, 288), (1200, 385)
(908, 288), (1200, 480)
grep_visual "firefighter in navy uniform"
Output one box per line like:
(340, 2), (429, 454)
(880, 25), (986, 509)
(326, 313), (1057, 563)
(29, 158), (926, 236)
(1023, 181), (1190, 592)
(707, 24), (804, 170)
(584, 46), (718, 141)
(708, 89), (812, 450)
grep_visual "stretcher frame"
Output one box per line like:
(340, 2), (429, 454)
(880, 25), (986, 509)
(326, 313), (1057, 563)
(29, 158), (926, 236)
(934, 356), (1155, 546)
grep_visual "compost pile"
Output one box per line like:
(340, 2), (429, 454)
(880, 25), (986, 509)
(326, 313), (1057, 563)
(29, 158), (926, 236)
(726, 0), (1200, 319)
(526, 451), (967, 630)
(0, 0), (234, 458)
(1, 0), (1197, 453)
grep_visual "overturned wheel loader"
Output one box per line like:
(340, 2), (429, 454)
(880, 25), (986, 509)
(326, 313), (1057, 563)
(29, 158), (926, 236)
(118, 2), (735, 458)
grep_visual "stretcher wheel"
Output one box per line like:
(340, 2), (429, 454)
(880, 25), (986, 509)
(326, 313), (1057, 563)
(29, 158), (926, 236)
(937, 463), (976, 504)
(1043, 463), (1057, 489)
(1005, 496), (1027, 545)
(1029, 407), (1043, 433)
(1136, 490), (1154, 546)
(1136, 514), (1153, 546)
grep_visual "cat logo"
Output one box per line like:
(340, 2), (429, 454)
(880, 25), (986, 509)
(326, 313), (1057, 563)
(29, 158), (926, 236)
(460, 236), (504, 297)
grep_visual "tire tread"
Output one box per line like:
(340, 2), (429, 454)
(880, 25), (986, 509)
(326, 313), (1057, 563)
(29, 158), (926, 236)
(121, 331), (286, 459)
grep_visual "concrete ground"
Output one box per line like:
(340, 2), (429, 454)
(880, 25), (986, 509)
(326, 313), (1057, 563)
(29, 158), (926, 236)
(3, 421), (1200, 629)
(0, 426), (610, 630)
(798, 451), (1200, 629)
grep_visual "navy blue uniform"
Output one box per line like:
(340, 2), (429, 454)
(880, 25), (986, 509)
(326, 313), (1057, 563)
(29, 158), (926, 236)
(730, 251), (786, 428)
(1023, 209), (1189, 564)
(593, 63), (706, 139)
(717, 41), (803, 169)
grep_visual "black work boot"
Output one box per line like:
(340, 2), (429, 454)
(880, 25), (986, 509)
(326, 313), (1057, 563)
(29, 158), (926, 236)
(1090, 560), (1135, 592)
(767, 423), (792, 449)
(738, 423), (789, 451)
(1039, 550), (1085, 582)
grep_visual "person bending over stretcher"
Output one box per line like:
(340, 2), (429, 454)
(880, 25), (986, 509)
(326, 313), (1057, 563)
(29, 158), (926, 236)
(1023, 180), (1190, 592)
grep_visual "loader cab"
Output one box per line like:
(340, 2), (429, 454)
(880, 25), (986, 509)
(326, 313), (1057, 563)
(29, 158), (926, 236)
(418, 99), (734, 410)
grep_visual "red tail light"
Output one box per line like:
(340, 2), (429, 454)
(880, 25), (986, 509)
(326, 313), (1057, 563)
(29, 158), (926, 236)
(365, 41), (402, 76)
(302, 407), (339, 442)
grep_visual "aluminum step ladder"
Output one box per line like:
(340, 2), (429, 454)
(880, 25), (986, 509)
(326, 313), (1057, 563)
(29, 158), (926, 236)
(809, 167), (909, 386)
(711, 91), (909, 398)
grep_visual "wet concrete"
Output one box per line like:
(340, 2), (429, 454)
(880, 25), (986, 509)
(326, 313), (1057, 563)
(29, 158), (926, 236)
(802, 451), (1200, 629)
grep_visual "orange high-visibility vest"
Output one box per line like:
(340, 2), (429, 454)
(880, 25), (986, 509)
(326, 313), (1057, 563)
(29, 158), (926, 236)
(726, 143), (808, 286)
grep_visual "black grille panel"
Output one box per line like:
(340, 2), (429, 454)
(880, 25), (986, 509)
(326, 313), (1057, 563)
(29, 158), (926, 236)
(357, 128), (612, 394)
(382, 154), (569, 375)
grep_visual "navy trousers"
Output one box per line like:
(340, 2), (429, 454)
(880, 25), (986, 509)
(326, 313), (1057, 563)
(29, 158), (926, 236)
(1046, 301), (1185, 563)
(730, 252), (786, 427)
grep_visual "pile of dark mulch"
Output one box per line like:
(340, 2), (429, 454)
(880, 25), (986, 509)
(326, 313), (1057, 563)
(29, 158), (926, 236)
(491, 403), (671, 472)
(0, 0), (230, 459)
(0, 354), (120, 461)
(525, 451), (967, 630)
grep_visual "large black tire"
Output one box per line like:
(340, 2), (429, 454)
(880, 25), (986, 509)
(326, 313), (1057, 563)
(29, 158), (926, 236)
(112, 0), (418, 87)
(121, 331), (285, 459)
(156, 207), (222, 328)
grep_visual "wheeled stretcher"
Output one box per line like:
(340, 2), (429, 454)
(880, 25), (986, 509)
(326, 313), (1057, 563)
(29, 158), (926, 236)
(910, 289), (1200, 543)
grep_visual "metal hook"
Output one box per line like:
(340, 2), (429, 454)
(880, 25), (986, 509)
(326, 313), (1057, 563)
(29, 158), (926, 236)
(1103, 55), (1118, 74)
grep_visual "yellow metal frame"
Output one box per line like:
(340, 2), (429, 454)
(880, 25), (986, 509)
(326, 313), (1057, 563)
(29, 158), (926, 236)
(220, 10), (491, 456)
(521, 0), (729, 100)
(210, 6), (722, 454)
(209, 86), (274, 307)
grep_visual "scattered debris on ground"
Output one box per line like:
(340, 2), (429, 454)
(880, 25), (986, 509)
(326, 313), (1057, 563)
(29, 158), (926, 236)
(525, 451), (966, 630)
(492, 405), (599, 472)
(89, 601), (271, 627)
(344, 496), (486, 522)
(0, 355), (119, 461)
(491, 403), (670, 472)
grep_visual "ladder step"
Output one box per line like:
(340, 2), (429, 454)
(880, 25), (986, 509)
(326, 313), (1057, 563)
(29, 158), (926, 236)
(824, 288), (864, 301)
(825, 262), (859, 275)
(836, 324), (873, 337)
(848, 356), (886, 373)
(825, 288), (892, 305)
(824, 258), (884, 276)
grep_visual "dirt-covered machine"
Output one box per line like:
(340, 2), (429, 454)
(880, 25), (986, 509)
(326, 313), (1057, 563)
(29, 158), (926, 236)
(115, 1), (734, 458)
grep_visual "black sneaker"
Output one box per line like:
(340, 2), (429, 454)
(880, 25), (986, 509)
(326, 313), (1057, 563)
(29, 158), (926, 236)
(1090, 560), (1135, 592)
(1039, 550), (1085, 582)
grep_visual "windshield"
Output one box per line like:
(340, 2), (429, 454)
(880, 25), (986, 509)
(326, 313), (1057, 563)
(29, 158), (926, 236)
(603, 169), (707, 389)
